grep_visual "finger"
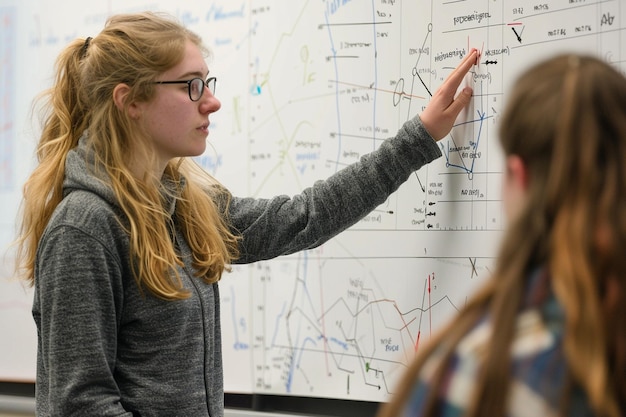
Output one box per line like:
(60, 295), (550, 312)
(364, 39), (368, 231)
(440, 49), (478, 94)
(446, 86), (473, 117)
(450, 48), (478, 78)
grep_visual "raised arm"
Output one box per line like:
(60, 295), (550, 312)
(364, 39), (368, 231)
(229, 49), (479, 263)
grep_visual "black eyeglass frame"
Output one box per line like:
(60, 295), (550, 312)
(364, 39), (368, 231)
(153, 76), (217, 101)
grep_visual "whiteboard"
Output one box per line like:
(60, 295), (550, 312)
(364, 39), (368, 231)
(0, 0), (624, 404)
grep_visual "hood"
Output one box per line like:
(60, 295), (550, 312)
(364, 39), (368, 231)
(64, 132), (119, 208)
(63, 131), (181, 216)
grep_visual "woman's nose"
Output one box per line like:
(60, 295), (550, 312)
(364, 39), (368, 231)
(200, 90), (221, 113)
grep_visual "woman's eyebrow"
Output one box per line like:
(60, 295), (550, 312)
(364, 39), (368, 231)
(177, 70), (209, 79)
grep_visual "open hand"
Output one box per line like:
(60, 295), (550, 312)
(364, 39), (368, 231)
(420, 48), (479, 140)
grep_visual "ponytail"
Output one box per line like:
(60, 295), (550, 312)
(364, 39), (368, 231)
(16, 37), (91, 284)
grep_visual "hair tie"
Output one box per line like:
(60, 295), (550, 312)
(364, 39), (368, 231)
(80, 37), (92, 59)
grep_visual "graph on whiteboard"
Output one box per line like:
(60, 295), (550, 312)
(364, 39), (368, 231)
(1, 0), (624, 403)
(210, 0), (624, 402)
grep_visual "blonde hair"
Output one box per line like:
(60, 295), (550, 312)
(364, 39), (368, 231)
(378, 55), (626, 416)
(16, 12), (240, 300)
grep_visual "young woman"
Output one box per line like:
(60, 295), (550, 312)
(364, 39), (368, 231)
(15, 11), (478, 417)
(376, 54), (626, 417)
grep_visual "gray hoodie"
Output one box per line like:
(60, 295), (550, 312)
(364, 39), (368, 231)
(32, 116), (441, 416)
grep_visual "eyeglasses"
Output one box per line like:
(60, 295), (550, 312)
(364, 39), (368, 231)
(153, 77), (217, 101)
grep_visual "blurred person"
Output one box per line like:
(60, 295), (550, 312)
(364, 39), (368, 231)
(376, 54), (626, 417)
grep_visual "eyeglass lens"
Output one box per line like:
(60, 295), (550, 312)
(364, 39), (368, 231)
(190, 78), (216, 101)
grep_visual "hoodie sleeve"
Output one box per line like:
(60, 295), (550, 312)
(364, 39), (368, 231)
(33, 209), (132, 416)
(229, 115), (441, 263)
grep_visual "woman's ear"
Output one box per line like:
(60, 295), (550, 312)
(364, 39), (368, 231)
(506, 154), (529, 191)
(502, 154), (529, 222)
(112, 83), (140, 119)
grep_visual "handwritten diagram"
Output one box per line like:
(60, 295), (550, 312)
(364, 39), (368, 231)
(214, 0), (624, 402)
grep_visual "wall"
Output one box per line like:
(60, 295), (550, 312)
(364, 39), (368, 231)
(1, 0), (624, 410)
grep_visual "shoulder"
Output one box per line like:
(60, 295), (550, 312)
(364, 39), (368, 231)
(43, 189), (129, 249)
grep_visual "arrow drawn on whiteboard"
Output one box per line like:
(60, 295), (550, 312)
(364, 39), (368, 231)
(508, 22), (524, 43)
